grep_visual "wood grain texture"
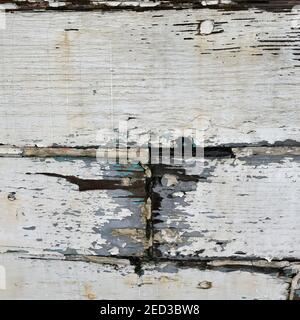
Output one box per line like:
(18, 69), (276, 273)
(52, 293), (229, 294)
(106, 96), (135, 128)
(0, 253), (290, 299)
(153, 156), (300, 260)
(0, 157), (148, 256)
(0, 3), (299, 300)
(0, 9), (300, 147)
(0, 1), (299, 11)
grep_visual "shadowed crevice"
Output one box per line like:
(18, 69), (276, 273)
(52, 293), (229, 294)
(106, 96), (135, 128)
(26, 172), (147, 198)
(1, 0), (299, 12)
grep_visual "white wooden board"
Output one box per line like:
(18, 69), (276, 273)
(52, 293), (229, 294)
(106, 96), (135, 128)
(153, 156), (300, 260)
(0, 9), (300, 147)
(0, 2), (299, 300)
(0, 253), (290, 300)
(0, 157), (148, 256)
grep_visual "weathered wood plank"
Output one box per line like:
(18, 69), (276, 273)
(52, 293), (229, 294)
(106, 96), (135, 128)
(153, 156), (300, 260)
(0, 9), (300, 147)
(0, 253), (290, 299)
(0, 0), (299, 11)
(0, 157), (149, 256)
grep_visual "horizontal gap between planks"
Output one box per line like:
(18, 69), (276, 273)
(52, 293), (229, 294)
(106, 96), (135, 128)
(4, 251), (300, 268)
(3, 252), (300, 276)
(1, 1), (297, 13)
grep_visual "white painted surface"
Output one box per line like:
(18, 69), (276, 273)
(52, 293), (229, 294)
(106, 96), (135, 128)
(155, 156), (300, 260)
(0, 253), (289, 300)
(0, 157), (147, 256)
(0, 6), (299, 300)
(0, 10), (299, 147)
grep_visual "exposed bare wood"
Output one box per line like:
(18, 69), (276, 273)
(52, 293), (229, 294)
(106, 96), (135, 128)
(207, 259), (290, 269)
(3, 144), (300, 161)
(23, 147), (97, 158)
(233, 147), (300, 158)
(289, 271), (300, 300)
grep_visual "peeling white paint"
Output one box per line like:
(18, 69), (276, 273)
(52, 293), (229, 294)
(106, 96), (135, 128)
(156, 157), (300, 259)
(0, 10), (299, 147)
(0, 158), (146, 256)
(0, 253), (290, 300)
